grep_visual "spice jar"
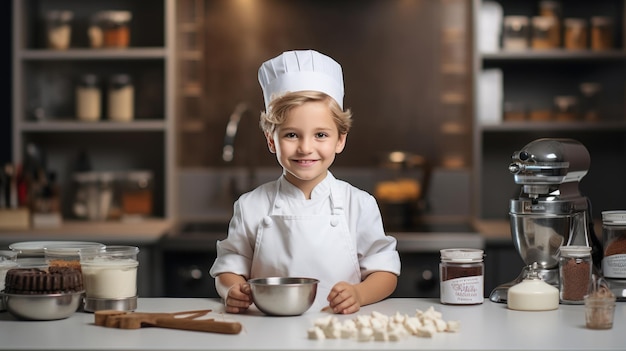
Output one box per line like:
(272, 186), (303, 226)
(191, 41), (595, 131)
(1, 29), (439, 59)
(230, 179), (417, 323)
(76, 74), (102, 122)
(508, 263), (559, 311)
(538, 0), (561, 48)
(559, 245), (592, 304)
(89, 11), (132, 48)
(601, 211), (626, 279)
(531, 16), (558, 50)
(503, 16), (530, 50)
(107, 74), (134, 122)
(591, 16), (614, 51)
(45, 10), (73, 50)
(439, 248), (484, 305)
(564, 18), (588, 50)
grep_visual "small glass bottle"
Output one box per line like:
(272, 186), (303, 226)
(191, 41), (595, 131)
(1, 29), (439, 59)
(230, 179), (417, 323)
(76, 74), (101, 122)
(591, 16), (614, 51)
(108, 74), (134, 122)
(601, 211), (626, 279)
(564, 18), (588, 50)
(440, 248), (484, 305)
(559, 245), (592, 304)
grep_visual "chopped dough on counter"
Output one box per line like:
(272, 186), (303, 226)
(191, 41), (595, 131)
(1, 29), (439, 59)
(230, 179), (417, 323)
(307, 306), (459, 342)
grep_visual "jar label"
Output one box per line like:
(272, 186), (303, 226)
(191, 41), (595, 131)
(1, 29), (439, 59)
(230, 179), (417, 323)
(440, 276), (484, 304)
(602, 254), (626, 278)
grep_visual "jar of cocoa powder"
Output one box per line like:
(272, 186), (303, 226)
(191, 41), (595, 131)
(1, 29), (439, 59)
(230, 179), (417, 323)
(439, 248), (484, 305)
(601, 211), (626, 279)
(559, 245), (592, 304)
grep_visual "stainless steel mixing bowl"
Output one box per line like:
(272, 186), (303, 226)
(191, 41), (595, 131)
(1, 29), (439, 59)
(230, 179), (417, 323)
(2, 291), (84, 320)
(248, 277), (318, 316)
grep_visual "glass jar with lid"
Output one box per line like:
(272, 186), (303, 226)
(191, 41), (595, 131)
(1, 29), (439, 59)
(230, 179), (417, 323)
(89, 11), (132, 48)
(107, 74), (134, 121)
(531, 16), (558, 49)
(564, 18), (588, 50)
(503, 16), (529, 50)
(121, 171), (154, 219)
(591, 16), (614, 51)
(601, 211), (626, 279)
(559, 246), (592, 304)
(439, 248), (484, 305)
(45, 10), (73, 50)
(76, 74), (102, 122)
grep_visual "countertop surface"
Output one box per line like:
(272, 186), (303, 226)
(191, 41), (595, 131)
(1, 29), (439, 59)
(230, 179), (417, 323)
(0, 297), (624, 351)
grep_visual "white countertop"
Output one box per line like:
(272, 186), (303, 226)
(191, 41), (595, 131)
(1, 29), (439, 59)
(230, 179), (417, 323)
(0, 298), (624, 351)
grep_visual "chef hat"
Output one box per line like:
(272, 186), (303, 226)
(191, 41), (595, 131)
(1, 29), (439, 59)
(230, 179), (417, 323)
(258, 50), (344, 109)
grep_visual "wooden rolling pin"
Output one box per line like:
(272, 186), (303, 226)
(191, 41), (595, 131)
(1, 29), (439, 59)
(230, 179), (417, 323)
(94, 309), (242, 334)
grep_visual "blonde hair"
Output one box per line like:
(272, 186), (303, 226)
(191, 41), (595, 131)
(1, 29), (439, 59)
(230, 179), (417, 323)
(259, 91), (352, 135)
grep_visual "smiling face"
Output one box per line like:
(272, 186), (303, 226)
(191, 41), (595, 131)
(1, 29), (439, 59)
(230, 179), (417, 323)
(266, 101), (347, 197)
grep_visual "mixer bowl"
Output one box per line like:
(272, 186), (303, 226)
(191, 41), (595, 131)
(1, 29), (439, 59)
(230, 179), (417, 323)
(510, 214), (570, 268)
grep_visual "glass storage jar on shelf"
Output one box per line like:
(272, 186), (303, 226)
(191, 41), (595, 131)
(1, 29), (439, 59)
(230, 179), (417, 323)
(502, 16), (529, 50)
(89, 11), (132, 48)
(564, 18), (588, 50)
(531, 16), (558, 50)
(45, 10), (73, 50)
(591, 16), (614, 51)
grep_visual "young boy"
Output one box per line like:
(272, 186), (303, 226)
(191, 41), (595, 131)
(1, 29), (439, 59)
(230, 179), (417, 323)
(209, 50), (401, 314)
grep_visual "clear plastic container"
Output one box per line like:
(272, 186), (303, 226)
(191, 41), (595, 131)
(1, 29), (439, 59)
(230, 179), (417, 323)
(559, 246), (592, 304)
(579, 82), (602, 122)
(44, 242), (105, 272)
(89, 11), (132, 48)
(80, 246), (139, 300)
(439, 248), (484, 305)
(45, 10), (73, 50)
(601, 211), (626, 279)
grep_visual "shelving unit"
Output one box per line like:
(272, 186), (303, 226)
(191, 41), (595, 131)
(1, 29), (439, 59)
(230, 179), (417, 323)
(11, 0), (176, 223)
(472, 0), (626, 221)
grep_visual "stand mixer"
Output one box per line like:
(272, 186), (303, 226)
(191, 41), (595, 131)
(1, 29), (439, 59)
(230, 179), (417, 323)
(489, 138), (603, 303)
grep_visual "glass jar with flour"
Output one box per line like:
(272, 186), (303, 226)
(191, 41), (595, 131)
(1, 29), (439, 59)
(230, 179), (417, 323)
(81, 245), (139, 312)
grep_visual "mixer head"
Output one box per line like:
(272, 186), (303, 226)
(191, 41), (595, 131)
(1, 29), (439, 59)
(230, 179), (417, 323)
(508, 138), (590, 198)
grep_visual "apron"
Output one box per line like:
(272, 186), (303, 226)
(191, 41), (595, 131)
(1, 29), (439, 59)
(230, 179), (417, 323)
(250, 179), (362, 310)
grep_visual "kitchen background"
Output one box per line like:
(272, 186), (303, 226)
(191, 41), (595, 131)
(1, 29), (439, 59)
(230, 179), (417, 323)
(2, 0), (626, 298)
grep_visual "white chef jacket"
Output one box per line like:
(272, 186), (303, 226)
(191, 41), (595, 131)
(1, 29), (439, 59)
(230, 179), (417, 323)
(209, 171), (401, 291)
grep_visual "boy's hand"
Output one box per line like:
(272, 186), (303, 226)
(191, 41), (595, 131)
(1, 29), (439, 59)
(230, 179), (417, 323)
(224, 283), (252, 314)
(327, 281), (361, 314)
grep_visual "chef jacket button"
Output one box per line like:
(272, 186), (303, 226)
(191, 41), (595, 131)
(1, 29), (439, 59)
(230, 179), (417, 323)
(263, 216), (272, 226)
(274, 200), (283, 208)
(330, 218), (339, 227)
